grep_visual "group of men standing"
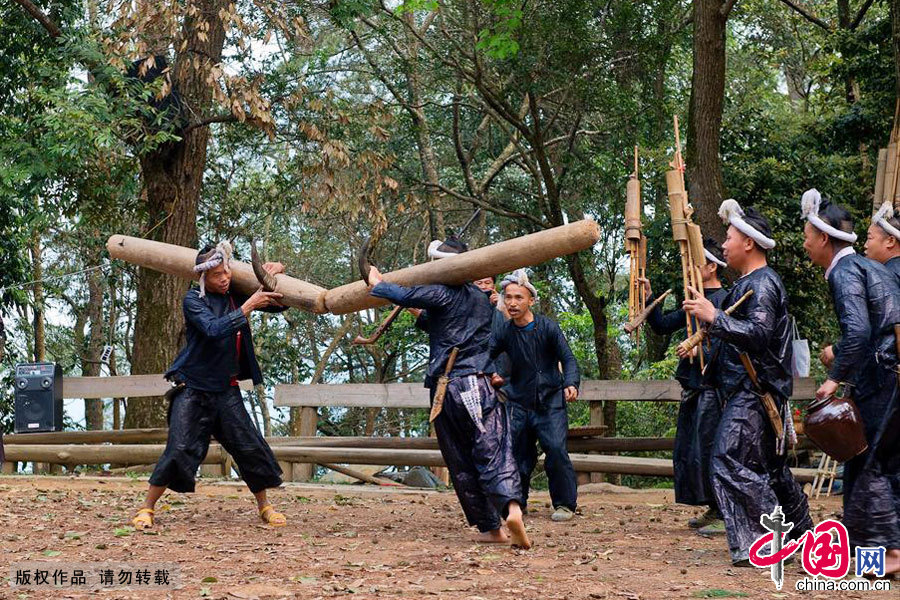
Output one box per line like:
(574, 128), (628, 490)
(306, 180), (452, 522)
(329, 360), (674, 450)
(128, 190), (900, 576)
(642, 192), (900, 574)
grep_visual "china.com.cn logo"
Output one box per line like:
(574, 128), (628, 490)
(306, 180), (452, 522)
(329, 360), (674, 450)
(748, 506), (887, 590)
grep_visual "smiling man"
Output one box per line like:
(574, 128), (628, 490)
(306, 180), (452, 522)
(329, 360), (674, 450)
(489, 269), (580, 522)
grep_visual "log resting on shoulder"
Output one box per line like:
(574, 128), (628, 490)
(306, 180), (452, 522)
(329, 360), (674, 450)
(106, 219), (600, 316)
(325, 219), (601, 314)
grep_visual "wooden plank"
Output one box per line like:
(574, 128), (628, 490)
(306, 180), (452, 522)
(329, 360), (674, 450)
(3, 444), (227, 465)
(62, 376), (252, 400)
(4, 429), (819, 454)
(275, 382), (428, 408)
(579, 380), (682, 402)
(5, 428), (170, 444)
(275, 378), (819, 407)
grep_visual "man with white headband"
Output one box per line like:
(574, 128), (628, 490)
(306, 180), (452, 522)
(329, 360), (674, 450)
(800, 189), (900, 575)
(866, 200), (900, 280)
(488, 269), (580, 522)
(640, 238), (727, 532)
(683, 199), (812, 566)
(365, 240), (531, 549)
(131, 241), (289, 531)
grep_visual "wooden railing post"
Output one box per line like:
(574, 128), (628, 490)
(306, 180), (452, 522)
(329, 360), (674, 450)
(587, 400), (605, 484)
(291, 406), (318, 481)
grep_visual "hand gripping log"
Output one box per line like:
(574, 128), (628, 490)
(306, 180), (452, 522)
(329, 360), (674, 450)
(352, 236), (411, 345)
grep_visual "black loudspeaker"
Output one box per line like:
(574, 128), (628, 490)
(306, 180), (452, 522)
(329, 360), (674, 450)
(14, 362), (63, 433)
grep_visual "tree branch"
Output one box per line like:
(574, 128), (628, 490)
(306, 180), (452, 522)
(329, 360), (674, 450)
(850, 0), (875, 30)
(181, 113), (240, 135)
(720, 0), (740, 18)
(777, 0), (831, 30)
(419, 181), (546, 228)
(11, 0), (61, 38)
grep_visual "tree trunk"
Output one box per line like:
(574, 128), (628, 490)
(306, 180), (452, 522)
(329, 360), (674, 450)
(126, 0), (228, 428)
(84, 265), (105, 430)
(894, 0), (900, 96)
(404, 13), (445, 241)
(30, 222), (45, 362)
(686, 0), (728, 243)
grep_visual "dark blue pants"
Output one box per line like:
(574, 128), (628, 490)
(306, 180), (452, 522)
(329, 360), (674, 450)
(432, 376), (524, 533)
(711, 391), (812, 563)
(149, 387), (282, 494)
(673, 388), (722, 507)
(507, 400), (577, 512)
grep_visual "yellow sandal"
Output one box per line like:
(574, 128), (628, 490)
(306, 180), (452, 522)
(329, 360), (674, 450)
(132, 508), (154, 530)
(259, 505), (286, 527)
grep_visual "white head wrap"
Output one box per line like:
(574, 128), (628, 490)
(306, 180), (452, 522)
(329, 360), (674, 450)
(193, 240), (233, 297)
(427, 239), (466, 260)
(800, 188), (857, 243)
(872, 201), (900, 241)
(703, 248), (727, 268)
(500, 269), (538, 300)
(718, 199), (776, 250)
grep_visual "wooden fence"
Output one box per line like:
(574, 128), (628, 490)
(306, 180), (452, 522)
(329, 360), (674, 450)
(2, 375), (820, 484)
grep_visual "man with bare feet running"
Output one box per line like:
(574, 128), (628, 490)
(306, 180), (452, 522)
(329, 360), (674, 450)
(365, 237), (531, 548)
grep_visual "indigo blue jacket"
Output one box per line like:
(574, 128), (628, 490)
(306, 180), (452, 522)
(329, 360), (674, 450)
(488, 314), (580, 410)
(166, 287), (286, 392)
(371, 281), (493, 388)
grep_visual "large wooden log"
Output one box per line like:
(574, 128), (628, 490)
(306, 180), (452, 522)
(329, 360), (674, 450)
(323, 219), (601, 314)
(106, 235), (329, 313)
(3, 444), (227, 465)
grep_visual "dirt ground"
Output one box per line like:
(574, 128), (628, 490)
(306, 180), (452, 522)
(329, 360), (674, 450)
(0, 475), (887, 600)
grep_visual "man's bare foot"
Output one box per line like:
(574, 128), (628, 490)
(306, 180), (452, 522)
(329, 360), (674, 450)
(505, 502), (531, 549)
(476, 529), (509, 543)
(884, 549), (900, 576)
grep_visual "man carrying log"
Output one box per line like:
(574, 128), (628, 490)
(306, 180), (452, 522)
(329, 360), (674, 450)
(682, 200), (812, 566)
(489, 269), (580, 522)
(639, 238), (727, 532)
(131, 241), (289, 530)
(364, 238), (531, 548)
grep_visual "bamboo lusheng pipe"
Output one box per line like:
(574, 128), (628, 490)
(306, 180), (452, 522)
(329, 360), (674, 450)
(876, 99), (900, 212)
(666, 116), (707, 367)
(623, 288), (672, 334)
(874, 148), (888, 210)
(677, 289), (754, 355)
(325, 219), (601, 314)
(107, 235), (330, 313)
(625, 146), (646, 329)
